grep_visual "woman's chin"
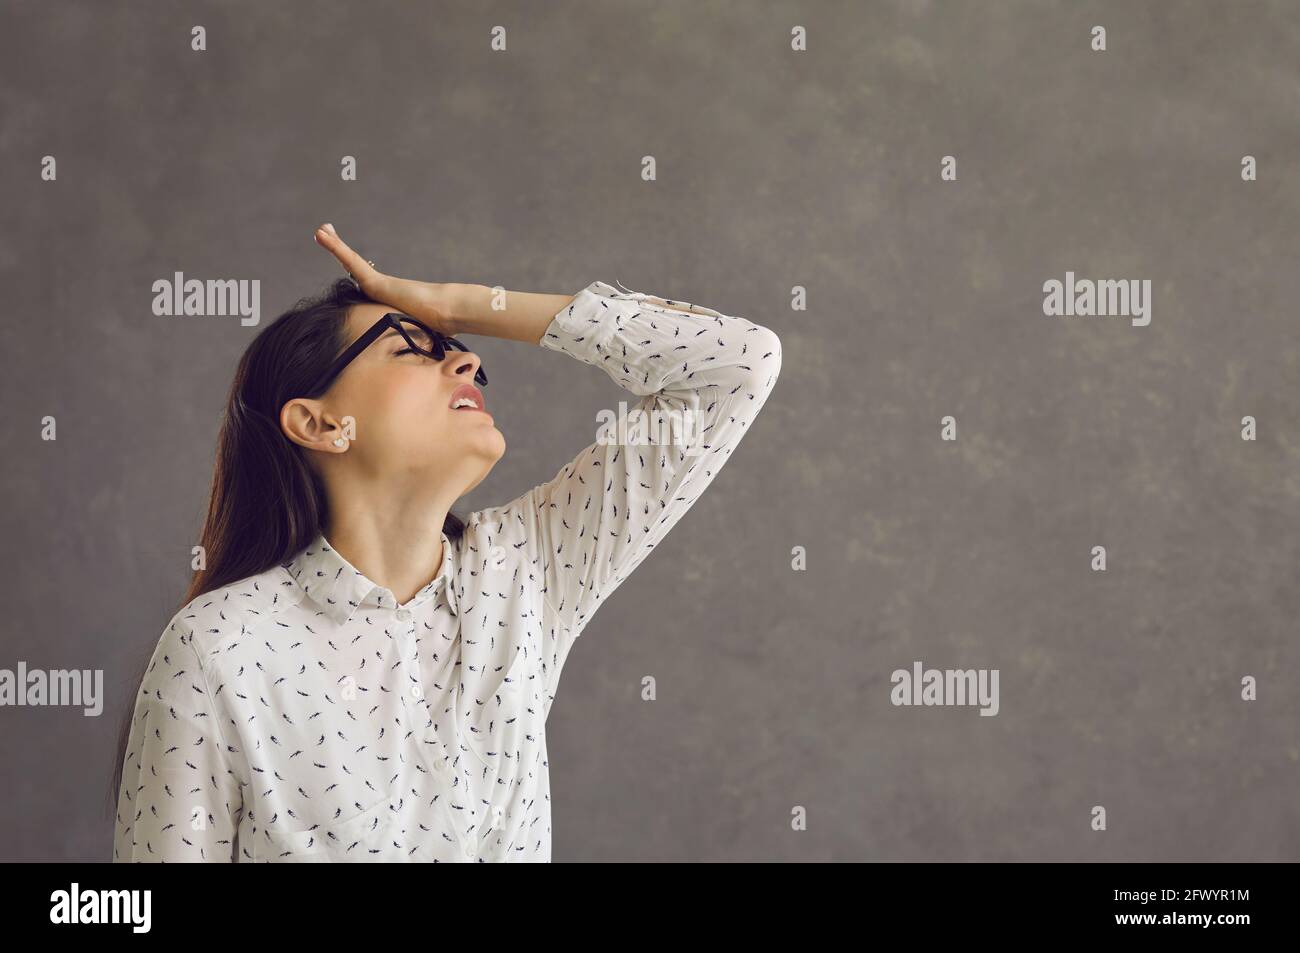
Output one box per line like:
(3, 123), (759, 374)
(475, 426), (507, 460)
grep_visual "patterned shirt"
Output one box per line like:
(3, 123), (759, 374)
(112, 279), (782, 861)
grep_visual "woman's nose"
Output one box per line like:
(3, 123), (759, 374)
(446, 350), (482, 379)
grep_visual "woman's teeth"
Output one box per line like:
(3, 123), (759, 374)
(452, 397), (479, 410)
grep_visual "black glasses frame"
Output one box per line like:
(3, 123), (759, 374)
(307, 312), (487, 395)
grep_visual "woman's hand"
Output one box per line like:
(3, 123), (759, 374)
(312, 223), (459, 335)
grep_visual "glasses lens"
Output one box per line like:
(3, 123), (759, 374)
(397, 319), (487, 387)
(399, 319), (444, 358)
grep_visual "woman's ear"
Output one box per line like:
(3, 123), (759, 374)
(280, 398), (349, 454)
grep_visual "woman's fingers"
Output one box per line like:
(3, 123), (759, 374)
(313, 222), (366, 272)
(313, 223), (384, 291)
(309, 223), (447, 329)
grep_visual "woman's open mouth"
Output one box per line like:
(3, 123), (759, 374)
(449, 383), (489, 415)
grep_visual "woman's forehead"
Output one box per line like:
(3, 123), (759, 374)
(346, 301), (394, 332)
(341, 302), (400, 346)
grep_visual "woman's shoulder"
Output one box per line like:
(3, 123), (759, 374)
(163, 564), (304, 666)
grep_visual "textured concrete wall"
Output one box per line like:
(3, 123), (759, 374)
(1, 0), (1296, 861)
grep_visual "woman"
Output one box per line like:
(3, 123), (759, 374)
(110, 223), (782, 862)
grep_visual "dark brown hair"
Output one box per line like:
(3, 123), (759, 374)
(108, 277), (465, 812)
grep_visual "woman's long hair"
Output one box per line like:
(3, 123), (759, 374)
(108, 277), (465, 812)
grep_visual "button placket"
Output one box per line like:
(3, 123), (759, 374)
(384, 603), (431, 767)
(395, 649), (471, 860)
(391, 605), (425, 740)
(387, 580), (475, 861)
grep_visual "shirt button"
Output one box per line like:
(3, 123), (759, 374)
(396, 608), (411, 622)
(463, 843), (475, 859)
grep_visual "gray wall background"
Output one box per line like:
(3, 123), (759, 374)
(1, 0), (1296, 861)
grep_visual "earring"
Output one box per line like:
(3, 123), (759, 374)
(333, 437), (348, 448)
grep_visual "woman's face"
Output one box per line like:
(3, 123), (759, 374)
(313, 302), (506, 491)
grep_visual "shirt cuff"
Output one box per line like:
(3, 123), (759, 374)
(538, 280), (637, 363)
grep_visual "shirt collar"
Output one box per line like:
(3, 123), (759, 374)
(283, 530), (457, 627)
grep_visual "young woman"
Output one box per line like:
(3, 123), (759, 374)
(110, 223), (782, 862)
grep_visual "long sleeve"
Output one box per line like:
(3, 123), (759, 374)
(112, 616), (243, 862)
(474, 279), (781, 711)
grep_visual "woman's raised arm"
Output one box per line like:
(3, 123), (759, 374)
(471, 280), (782, 713)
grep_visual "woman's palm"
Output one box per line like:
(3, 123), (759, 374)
(313, 223), (454, 334)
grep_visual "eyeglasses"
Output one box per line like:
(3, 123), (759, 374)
(306, 312), (487, 396)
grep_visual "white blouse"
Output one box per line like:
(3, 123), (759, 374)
(112, 280), (782, 861)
